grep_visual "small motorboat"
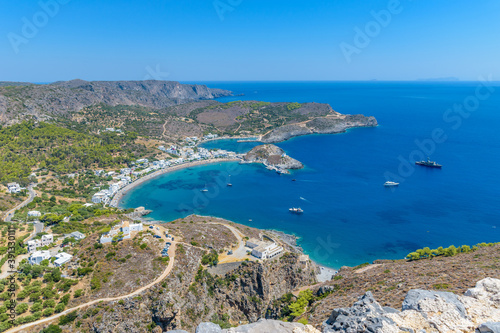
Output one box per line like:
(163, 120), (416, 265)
(384, 181), (399, 187)
(289, 207), (304, 214)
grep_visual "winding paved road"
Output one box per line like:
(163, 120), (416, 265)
(3, 184), (37, 222)
(5, 242), (177, 333)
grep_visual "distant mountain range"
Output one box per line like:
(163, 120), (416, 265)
(417, 77), (460, 82)
(0, 79), (232, 124)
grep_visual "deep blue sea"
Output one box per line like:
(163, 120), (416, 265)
(121, 82), (500, 268)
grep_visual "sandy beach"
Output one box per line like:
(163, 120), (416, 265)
(316, 265), (338, 282)
(198, 135), (261, 145)
(109, 158), (240, 208)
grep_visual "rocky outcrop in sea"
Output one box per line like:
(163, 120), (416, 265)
(243, 144), (303, 171)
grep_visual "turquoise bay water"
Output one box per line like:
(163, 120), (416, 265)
(121, 82), (500, 268)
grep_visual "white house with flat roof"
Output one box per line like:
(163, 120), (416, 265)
(100, 221), (142, 244)
(67, 231), (85, 240)
(29, 250), (51, 265)
(53, 252), (73, 267)
(92, 191), (108, 204)
(27, 210), (41, 218)
(99, 228), (118, 244)
(7, 183), (21, 194)
(41, 234), (53, 246)
(251, 242), (283, 260)
(246, 238), (284, 260)
(27, 239), (41, 253)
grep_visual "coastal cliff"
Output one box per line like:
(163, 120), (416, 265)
(243, 144), (303, 170)
(261, 114), (378, 143)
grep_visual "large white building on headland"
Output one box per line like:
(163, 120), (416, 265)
(246, 238), (284, 260)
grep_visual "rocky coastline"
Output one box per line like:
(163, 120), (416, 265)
(261, 114), (378, 143)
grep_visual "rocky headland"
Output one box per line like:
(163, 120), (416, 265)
(261, 114), (378, 143)
(243, 144), (303, 171)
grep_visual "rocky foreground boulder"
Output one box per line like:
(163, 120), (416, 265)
(322, 277), (500, 333)
(169, 319), (320, 333)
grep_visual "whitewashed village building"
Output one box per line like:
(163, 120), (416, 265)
(65, 231), (85, 240)
(27, 240), (41, 253)
(27, 210), (42, 218)
(29, 250), (51, 265)
(100, 221), (143, 244)
(7, 183), (21, 194)
(41, 234), (53, 246)
(53, 252), (73, 267)
(246, 238), (284, 260)
(27, 234), (54, 252)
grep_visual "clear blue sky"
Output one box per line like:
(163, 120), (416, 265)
(1, 0), (498, 82)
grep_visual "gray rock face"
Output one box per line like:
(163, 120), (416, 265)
(196, 322), (222, 333)
(166, 330), (189, 333)
(221, 318), (310, 332)
(402, 289), (468, 318)
(316, 285), (336, 297)
(323, 278), (500, 333)
(323, 292), (397, 333)
(190, 319), (321, 333)
(465, 277), (500, 303)
(477, 322), (500, 333)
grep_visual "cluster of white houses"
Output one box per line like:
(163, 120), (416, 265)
(27, 231), (85, 266)
(99, 221), (143, 243)
(29, 250), (73, 266)
(27, 231), (85, 253)
(246, 238), (284, 260)
(91, 145), (237, 205)
(27, 234), (54, 252)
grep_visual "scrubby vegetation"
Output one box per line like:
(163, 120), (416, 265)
(0, 121), (147, 184)
(406, 242), (500, 261)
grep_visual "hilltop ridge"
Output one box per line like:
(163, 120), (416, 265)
(0, 80), (231, 124)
